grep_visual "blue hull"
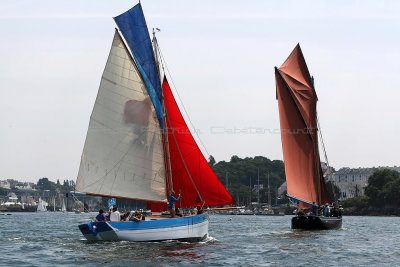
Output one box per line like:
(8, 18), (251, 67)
(79, 213), (209, 242)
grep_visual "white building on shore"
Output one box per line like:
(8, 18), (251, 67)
(328, 166), (400, 200)
(0, 180), (11, 189)
(277, 165), (400, 200)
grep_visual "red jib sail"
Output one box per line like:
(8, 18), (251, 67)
(275, 44), (330, 206)
(161, 77), (235, 208)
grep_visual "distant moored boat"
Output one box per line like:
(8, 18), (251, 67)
(36, 198), (47, 212)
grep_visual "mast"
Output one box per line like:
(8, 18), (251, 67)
(152, 28), (174, 193)
(225, 172), (229, 192)
(257, 168), (260, 208)
(249, 177), (252, 205)
(267, 172), (271, 207)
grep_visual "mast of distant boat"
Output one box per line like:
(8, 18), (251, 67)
(257, 168), (260, 209)
(267, 172), (271, 207)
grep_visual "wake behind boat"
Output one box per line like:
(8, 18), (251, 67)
(274, 44), (342, 230)
(76, 3), (235, 242)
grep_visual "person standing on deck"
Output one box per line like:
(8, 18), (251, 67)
(325, 203), (331, 217)
(168, 191), (181, 217)
(110, 206), (121, 221)
(312, 202), (318, 216)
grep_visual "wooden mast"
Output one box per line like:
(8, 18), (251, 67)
(152, 28), (174, 193)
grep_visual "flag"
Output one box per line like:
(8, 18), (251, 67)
(108, 198), (116, 209)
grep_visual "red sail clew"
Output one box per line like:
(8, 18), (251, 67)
(275, 44), (330, 207)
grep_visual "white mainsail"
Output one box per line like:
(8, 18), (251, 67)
(37, 198), (46, 212)
(61, 199), (66, 212)
(76, 31), (166, 202)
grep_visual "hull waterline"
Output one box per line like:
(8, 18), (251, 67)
(79, 213), (209, 242)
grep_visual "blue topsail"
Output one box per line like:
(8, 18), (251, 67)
(114, 3), (163, 127)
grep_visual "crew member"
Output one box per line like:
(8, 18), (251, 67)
(168, 191), (181, 217)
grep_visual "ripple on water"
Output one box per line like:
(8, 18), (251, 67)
(1, 213), (400, 266)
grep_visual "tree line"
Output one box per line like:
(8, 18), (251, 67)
(210, 155), (341, 207)
(210, 155), (286, 206)
(0, 177), (76, 198)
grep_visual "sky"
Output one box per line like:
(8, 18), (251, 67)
(1, 0), (399, 183)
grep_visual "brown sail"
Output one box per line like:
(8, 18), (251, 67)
(275, 44), (330, 207)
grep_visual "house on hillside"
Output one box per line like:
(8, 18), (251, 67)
(0, 180), (11, 189)
(328, 166), (400, 200)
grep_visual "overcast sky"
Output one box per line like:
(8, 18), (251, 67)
(1, 0), (399, 183)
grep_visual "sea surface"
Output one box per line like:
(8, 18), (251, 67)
(0, 212), (399, 266)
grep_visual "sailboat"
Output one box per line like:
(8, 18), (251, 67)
(76, 3), (235, 241)
(61, 199), (67, 213)
(37, 198), (47, 212)
(274, 44), (342, 230)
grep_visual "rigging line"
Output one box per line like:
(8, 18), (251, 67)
(71, 193), (82, 208)
(317, 112), (337, 200)
(164, 106), (204, 203)
(316, 112), (329, 169)
(156, 45), (211, 158)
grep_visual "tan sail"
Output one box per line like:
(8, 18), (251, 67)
(275, 44), (330, 206)
(76, 31), (166, 202)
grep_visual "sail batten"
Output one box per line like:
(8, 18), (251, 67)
(275, 44), (330, 206)
(76, 31), (166, 202)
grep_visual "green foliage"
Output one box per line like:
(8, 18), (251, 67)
(62, 180), (75, 192)
(211, 155), (286, 205)
(208, 155), (216, 167)
(365, 169), (400, 207)
(37, 177), (56, 191)
(0, 187), (10, 196)
(341, 196), (369, 209)
(35, 178), (75, 196)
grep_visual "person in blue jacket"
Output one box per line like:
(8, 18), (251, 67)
(168, 191), (181, 217)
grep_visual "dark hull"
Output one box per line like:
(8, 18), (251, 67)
(292, 215), (342, 230)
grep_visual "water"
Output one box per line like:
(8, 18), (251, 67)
(0, 213), (399, 266)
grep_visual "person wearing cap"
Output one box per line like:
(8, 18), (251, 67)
(168, 191), (181, 217)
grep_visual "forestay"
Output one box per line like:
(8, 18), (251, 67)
(76, 31), (166, 202)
